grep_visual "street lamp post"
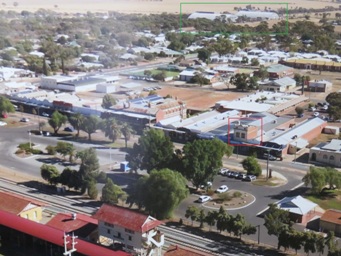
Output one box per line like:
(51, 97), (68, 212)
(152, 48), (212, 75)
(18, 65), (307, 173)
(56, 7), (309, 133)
(266, 149), (270, 180)
(294, 142), (298, 163)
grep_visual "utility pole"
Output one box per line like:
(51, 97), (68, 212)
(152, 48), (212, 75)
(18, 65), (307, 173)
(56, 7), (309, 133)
(266, 149), (270, 180)
(28, 131), (32, 149)
(63, 233), (77, 256)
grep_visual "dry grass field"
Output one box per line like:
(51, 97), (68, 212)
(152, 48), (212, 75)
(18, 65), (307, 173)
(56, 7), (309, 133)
(1, 0), (340, 14)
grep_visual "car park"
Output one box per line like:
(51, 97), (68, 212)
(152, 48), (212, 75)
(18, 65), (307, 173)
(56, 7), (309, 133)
(198, 195), (212, 203)
(243, 175), (256, 182)
(216, 185), (229, 193)
(20, 118), (29, 122)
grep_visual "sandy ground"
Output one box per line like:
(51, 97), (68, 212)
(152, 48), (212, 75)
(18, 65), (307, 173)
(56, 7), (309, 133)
(1, 0), (339, 14)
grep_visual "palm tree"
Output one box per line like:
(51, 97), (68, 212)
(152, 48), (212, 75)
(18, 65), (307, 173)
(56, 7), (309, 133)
(100, 118), (121, 143)
(121, 122), (134, 148)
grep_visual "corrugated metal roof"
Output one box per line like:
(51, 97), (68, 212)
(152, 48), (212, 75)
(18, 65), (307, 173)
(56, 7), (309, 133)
(270, 118), (326, 146)
(0, 209), (129, 256)
(321, 139), (341, 151)
(321, 209), (341, 225)
(277, 196), (317, 215)
(92, 204), (162, 233)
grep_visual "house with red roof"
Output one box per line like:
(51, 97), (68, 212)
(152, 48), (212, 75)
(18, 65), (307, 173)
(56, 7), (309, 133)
(0, 190), (45, 222)
(320, 209), (341, 237)
(93, 204), (164, 256)
(46, 212), (98, 241)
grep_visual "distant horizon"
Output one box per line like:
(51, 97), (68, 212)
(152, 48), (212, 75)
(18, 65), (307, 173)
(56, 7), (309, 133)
(0, 0), (338, 15)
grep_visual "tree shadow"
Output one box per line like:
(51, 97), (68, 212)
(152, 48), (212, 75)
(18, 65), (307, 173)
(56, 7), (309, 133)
(265, 186), (310, 201)
(165, 221), (287, 256)
(295, 152), (310, 164)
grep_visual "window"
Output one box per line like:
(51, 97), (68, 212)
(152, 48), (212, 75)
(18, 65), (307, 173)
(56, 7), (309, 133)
(34, 211), (37, 220)
(236, 132), (240, 138)
(330, 155), (335, 161)
(128, 236), (132, 241)
(107, 229), (111, 234)
(323, 155), (327, 160)
(104, 222), (114, 228)
(125, 228), (135, 234)
(241, 133), (245, 139)
(118, 232), (121, 238)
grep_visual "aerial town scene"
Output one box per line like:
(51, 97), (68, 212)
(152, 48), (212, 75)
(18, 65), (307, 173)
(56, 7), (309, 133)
(1, 0), (341, 255)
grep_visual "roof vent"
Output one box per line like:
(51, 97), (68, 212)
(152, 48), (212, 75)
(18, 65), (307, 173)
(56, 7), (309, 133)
(72, 213), (77, 220)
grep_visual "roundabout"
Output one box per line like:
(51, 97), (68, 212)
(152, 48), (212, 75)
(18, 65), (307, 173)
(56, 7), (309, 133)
(202, 189), (256, 211)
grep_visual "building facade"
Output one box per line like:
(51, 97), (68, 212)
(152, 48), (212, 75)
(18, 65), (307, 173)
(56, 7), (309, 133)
(309, 139), (341, 167)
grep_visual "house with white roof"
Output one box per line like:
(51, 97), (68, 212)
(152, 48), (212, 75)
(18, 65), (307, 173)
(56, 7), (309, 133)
(235, 11), (279, 20)
(308, 79), (332, 92)
(258, 77), (296, 92)
(309, 139), (341, 167)
(275, 195), (318, 224)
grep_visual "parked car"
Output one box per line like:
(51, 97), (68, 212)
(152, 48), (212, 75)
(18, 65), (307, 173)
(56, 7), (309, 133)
(20, 118), (29, 122)
(236, 173), (247, 180)
(317, 102), (323, 107)
(41, 112), (50, 117)
(200, 181), (212, 189)
(42, 131), (50, 136)
(219, 168), (229, 175)
(309, 107), (316, 112)
(64, 127), (74, 132)
(0, 121), (7, 126)
(297, 114), (304, 118)
(313, 112), (320, 117)
(322, 105), (328, 111)
(243, 175), (256, 182)
(216, 185), (229, 193)
(198, 195), (212, 203)
(264, 153), (277, 161)
(228, 171), (239, 178)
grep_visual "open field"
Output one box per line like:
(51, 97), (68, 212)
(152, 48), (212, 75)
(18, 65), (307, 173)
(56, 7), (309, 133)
(306, 190), (341, 210)
(1, 0), (339, 14)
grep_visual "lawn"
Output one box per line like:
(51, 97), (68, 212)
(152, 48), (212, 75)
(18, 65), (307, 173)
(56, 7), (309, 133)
(305, 190), (341, 210)
(130, 69), (179, 77)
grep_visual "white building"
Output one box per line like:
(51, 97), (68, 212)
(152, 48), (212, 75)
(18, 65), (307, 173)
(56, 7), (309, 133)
(93, 204), (164, 256)
(308, 79), (332, 92)
(188, 11), (237, 22)
(310, 139), (341, 167)
(236, 11), (279, 20)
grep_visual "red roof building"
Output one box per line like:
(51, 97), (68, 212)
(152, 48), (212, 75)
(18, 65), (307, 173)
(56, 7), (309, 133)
(0, 209), (130, 256)
(93, 204), (164, 255)
(46, 212), (98, 240)
(165, 245), (214, 256)
(320, 209), (341, 236)
(0, 190), (45, 222)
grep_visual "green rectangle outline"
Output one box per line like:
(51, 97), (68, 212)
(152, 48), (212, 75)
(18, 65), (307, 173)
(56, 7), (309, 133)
(180, 2), (289, 36)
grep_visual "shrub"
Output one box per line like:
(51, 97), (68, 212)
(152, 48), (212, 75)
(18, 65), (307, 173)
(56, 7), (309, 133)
(206, 189), (215, 196)
(96, 171), (107, 183)
(46, 145), (56, 155)
(233, 191), (242, 198)
(18, 142), (35, 151)
(30, 149), (43, 155)
(218, 192), (232, 202)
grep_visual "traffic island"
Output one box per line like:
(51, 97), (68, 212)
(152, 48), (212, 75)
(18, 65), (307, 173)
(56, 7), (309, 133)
(204, 189), (255, 210)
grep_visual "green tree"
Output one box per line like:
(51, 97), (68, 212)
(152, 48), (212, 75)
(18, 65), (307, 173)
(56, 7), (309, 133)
(197, 48), (211, 62)
(55, 141), (75, 162)
(142, 168), (188, 219)
(326, 92), (341, 121)
(295, 106), (304, 116)
(80, 115), (100, 141)
(87, 179), (98, 199)
(100, 118), (121, 143)
(213, 38), (235, 57)
(185, 205), (200, 226)
(190, 74), (210, 86)
(121, 122), (134, 148)
(205, 210), (218, 231)
(255, 65), (269, 81)
(325, 231), (338, 254)
(101, 178), (126, 205)
(264, 203), (291, 247)
(48, 111), (67, 134)
(68, 113), (84, 137)
(101, 94), (117, 109)
(182, 139), (228, 189)
(250, 58), (260, 66)
(125, 129), (174, 173)
(242, 156), (262, 177)
(198, 209), (206, 228)
(302, 166), (327, 194)
(216, 206), (229, 233)
(303, 231), (318, 255)
(0, 96), (15, 114)
(230, 73), (248, 91)
(42, 57), (50, 76)
(77, 148), (100, 193)
(40, 164), (60, 185)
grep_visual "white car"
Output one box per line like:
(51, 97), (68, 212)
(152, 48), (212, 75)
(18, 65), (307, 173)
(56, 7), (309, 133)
(0, 121), (7, 126)
(198, 195), (212, 203)
(20, 118), (29, 122)
(216, 185), (229, 193)
(219, 168), (229, 175)
(200, 181), (212, 189)
(313, 112), (320, 117)
(41, 112), (49, 117)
